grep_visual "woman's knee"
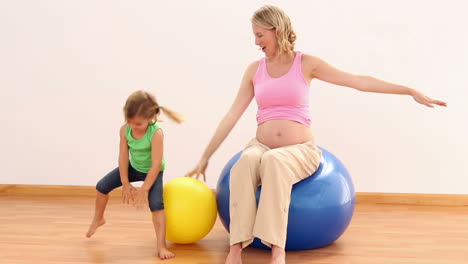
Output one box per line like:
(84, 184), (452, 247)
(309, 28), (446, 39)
(260, 150), (283, 167)
(233, 148), (263, 169)
(231, 149), (263, 184)
(259, 150), (293, 183)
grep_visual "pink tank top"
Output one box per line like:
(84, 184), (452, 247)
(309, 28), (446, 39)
(253, 51), (311, 126)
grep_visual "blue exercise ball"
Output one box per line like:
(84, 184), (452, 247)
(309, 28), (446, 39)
(216, 146), (355, 251)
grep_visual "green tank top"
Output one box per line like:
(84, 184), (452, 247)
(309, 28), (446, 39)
(126, 122), (165, 173)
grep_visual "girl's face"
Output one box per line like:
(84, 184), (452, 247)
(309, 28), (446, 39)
(127, 116), (152, 134)
(252, 23), (278, 56)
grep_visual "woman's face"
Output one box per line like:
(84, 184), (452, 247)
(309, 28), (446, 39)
(252, 23), (277, 56)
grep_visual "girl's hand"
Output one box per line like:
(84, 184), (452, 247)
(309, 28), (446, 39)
(411, 90), (447, 108)
(122, 183), (137, 205)
(185, 158), (208, 182)
(133, 188), (149, 210)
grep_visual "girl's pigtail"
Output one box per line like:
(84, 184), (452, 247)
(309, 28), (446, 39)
(159, 105), (185, 124)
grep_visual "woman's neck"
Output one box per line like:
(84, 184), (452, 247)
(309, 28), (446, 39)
(266, 50), (295, 64)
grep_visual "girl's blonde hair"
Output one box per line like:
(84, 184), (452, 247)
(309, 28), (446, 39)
(123, 90), (184, 124)
(251, 5), (296, 54)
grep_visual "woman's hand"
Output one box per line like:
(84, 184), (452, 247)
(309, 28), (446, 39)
(185, 158), (208, 182)
(411, 90), (447, 108)
(133, 188), (149, 210)
(122, 183), (137, 205)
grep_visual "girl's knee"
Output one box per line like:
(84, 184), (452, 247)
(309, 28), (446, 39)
(95, 181), (110, 194)
(149, 201), (164, 212)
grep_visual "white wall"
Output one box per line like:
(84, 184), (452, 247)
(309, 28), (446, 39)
(1, 0), (466, 194)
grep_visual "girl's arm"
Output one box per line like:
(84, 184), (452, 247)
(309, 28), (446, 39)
(185, 61), (259, 181)
(142, 129), (163, 191)
(119, 125), (136, 204)
(303, 54), (447, 107)
(134, 129), (163, 209)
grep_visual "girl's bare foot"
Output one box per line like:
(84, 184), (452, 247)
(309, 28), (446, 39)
(86, 218), (106, 238)
(225, 243), (242, 264)
(270, 245), (285, 264)
(158, 247), (175, 260)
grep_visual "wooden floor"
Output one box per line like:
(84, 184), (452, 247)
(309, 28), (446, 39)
(1, 193), (467, 264)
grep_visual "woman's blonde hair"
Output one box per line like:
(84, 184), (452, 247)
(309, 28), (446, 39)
(251, 5), (296, 54)
(123, 90), (184, 124)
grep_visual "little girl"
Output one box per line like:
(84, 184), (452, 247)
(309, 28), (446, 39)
(86, 90), (183, 260)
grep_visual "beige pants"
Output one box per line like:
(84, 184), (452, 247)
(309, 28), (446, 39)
(229, 138), (322, 249)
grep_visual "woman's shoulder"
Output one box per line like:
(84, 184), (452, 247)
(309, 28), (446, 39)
(300, 52), (324, 73)
(244, 59), (262, 78)
(248, 59), (261, 70)
(300, 52), (322, 64)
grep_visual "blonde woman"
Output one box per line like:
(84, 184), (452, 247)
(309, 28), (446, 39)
(186, 5), (446, 264)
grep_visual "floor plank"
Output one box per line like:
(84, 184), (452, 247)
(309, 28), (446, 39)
(1, 194), (467, 264)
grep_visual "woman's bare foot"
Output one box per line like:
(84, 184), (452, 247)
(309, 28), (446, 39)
(270, 245), (286, 264)
(86, 218), (106, 238)
(158, 247), (175, 260)
(225, 243), (242, 264)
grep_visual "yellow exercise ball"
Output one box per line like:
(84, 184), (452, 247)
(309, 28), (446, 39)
(163, 177), (217, 244)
